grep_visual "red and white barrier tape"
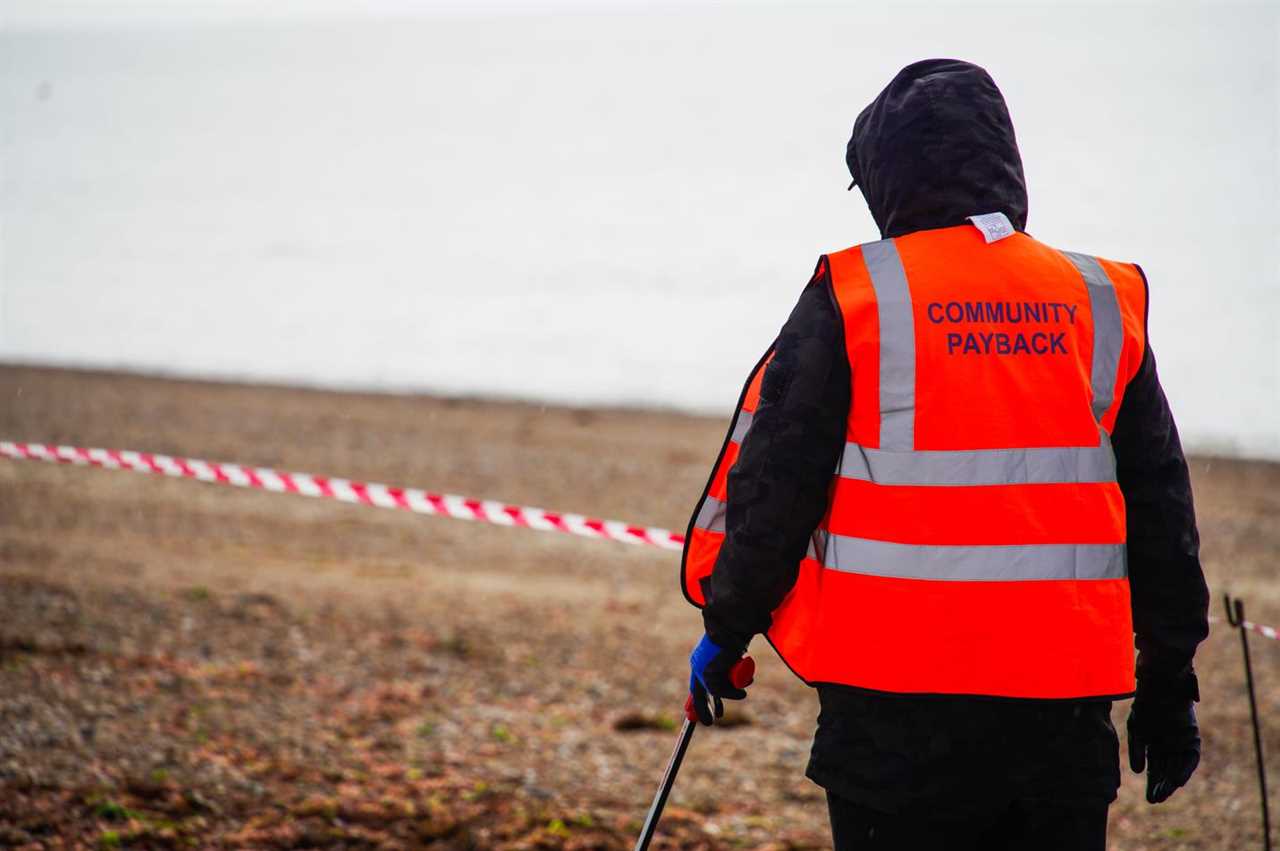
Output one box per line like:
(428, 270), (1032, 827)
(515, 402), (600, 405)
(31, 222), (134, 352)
(1243, 621), (1279, 641)
(1208, 614), (1280, 639)
(0, 441), (685, 552)
(4, 439), (1279, 641)
(1212, 616), (1280, 642)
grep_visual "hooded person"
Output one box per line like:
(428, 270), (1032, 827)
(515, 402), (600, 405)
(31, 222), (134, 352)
(681, 59), (1209, 851)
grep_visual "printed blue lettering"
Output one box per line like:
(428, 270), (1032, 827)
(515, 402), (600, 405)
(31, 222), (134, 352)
(930, 300), (1078, 355)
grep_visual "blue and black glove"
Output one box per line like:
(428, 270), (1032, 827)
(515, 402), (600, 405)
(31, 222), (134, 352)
(688, 635), (751, 726)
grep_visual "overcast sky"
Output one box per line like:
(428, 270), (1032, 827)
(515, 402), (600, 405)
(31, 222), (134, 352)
(3, 1), (1277, 457)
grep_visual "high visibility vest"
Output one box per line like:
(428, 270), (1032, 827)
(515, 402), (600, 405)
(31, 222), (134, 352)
(681, 223), (1148, 699)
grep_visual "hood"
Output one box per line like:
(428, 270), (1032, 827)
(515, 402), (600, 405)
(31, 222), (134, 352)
(846, 59), (1028, 239)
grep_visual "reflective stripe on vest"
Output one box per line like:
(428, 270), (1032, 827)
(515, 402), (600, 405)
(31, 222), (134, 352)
(681, 226), (1148, 699)
(863, 240), (916, 451)
(696, 493), (1125, 580)
(1062, 251), (1125, 422)
(718, 410), (1118, 485)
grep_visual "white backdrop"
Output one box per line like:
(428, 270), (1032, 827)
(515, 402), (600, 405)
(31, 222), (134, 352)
(3, 2), (1277, 457)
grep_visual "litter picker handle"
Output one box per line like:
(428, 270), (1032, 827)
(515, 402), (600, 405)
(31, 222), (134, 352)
(637, 656), (756, 851)
(633, 717), (694, 851)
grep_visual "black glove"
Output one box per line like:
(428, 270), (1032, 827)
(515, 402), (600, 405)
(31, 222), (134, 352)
(1127, 676), (1201, 804)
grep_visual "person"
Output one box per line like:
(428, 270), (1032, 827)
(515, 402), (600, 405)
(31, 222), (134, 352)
(680, 59), (1209, 851)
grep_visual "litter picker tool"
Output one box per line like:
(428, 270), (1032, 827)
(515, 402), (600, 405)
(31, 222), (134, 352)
(633, 656), (755, 851)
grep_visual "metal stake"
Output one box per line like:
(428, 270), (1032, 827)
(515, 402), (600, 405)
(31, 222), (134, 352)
(1226, 594), (1272, 851)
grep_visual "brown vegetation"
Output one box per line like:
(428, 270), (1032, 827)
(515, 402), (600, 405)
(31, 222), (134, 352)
(1, 366), (1276, 849)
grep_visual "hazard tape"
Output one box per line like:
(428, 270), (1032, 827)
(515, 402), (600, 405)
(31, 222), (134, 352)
(1243, 621), (1279, 641)
(4, 439), (1279, 641)
(0, 441), (685, 551)
(1206, 617), (1279, 642)
(1220, 618), (1280, 642)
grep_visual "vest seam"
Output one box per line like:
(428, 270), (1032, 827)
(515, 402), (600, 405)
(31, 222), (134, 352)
(812, 681), (1135, 703)
(1132, 262), (1152, 370)
(678, 342), (777, 611)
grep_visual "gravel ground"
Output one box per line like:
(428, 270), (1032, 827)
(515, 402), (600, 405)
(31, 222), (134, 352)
(0, 365), (1276, 850)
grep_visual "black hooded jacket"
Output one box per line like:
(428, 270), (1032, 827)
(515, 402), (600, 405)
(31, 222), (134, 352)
(699, 60), (1209, 816)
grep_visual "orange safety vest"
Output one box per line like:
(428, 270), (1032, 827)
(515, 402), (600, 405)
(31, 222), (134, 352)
(681, 223), (1148, 700)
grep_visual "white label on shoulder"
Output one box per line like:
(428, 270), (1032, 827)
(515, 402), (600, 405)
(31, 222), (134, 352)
(967, 212), (1015, 244)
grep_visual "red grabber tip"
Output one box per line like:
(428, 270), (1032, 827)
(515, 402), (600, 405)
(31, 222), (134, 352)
(730, 656), (756, 689)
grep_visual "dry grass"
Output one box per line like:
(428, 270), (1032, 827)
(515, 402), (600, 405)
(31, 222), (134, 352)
(0, 365), (1276, 850)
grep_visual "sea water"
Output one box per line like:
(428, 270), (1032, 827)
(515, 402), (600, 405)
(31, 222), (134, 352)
(2, 3), (1276, 458)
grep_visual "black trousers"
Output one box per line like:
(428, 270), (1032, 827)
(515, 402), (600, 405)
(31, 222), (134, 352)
(827, 792), (1109, 851)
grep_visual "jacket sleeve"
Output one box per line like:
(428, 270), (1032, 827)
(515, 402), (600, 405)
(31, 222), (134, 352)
(701, 258), (851, 651)
(1111, 276), (1210, 698)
